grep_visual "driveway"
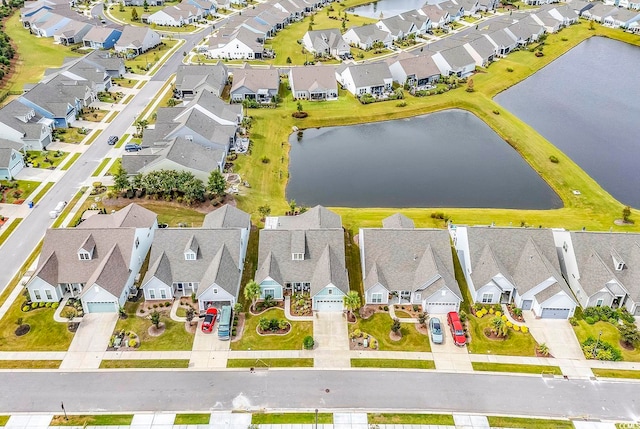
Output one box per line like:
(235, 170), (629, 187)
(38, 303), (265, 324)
(313, 312), (350, 368)
(59, 313), (118, 370)
(524, 312), (584, 360)
(429, 313), (472, 371)
(189, 318), (230, 369)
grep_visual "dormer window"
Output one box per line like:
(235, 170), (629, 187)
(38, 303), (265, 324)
(562, 242), (568, 252)
(616, 262), (625, 271)
(78, 251), (91, 260)
(292, 253), (304, 261)
(185, 251), (196, 261)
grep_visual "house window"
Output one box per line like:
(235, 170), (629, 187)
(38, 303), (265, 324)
(135, 237), (140, 249)
(481, 293), (493, 303)
(371, 293), (382, 303)
(596, 299), (603, 307)
(185, 251), (196, 261)
(264, 288), (275, 299)
(616, 262), (625, 271)
(34, 290), (41, 300)
(328, 289), (333, 295)
(292, 253), (304, 261)
(160, 289), (167, 299)
(78, 252), (91, 260)
(415, 293), (421, 301)
(45, 290), (52, 300)
(149, 289), (156, 299)
(213, 288), (218, 294)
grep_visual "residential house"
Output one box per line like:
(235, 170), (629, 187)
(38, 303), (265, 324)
(554, 231), (640, 315)
(505, 16), (545, 46)
(431, 45), (476, 77)
(145, 2), (202, 26)
(335, 62), (393, 97)
(255, 206), (349, 312)
(302, 28), (350, 58)
(125, 0), (164, 5)
(142, 205), (250, 312)
(452, 226), (577, 319)
(603, 7), (640, 27)
(53, 20), (93, 45)
(30, 12), (70, 38)
(436, 0), (465, 21)
(418, 4), (450, 28)
(485, 28), (517, 56)
(343, 24), (393, 50)
(184, 0), (216, 16)
(229, 64), (280, 103)
(462, 34), (497, 66)
(581, 3), (615, 22)
(82, 25), (122, 49)
(26, 204), (157, 313)
(0, 99), (53, 151)
(398, 11), (431, 34)
(174, 63), (229, 98)
(376, 15), (417, 41)
(289, 65), (338, 101)
(387, 52), (441, 90)
(115, 26), (161, 57)
(360, 214), (462, 313)
(207, 26), (265, 60)
(0, 139), (25, 180)
(273, 0), (306, 21)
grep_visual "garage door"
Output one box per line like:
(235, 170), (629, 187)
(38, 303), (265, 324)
(315, 299), (344, 312)
(425, 302), (458, 314)
(540, 308), (571, 319)
(86, 301), (117, 313)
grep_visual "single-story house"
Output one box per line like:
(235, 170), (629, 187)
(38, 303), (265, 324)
(419, 4), (450, 28)
(376, 15), (417, 40)
(0, 139), (25, 180)
(302, 28), (350, 58)
(230, 64), (279, 103)
(360, 214), (463, 314)
(387, 52), (441, 89)
(335, 62), (393, 97)
(115, 26), (161, 57)
(289, 65), (338, 101)
(343, 23), (393, 50)
(431, 45), (476, 77)
(207, 26), (265, 60)
(82, 26), (122, 50)
(0, 100), (53, 151)
(53, 20), (93, 45)
(174, 63), (229, 98)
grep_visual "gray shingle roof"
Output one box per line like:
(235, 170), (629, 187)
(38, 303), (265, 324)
(78, 203), (157, 229)
(267, 205), (342, 230)
(115, 26), (159, 49)
(289, 65), (337, 93)
(80, 243), (131, 298)
(382, 213), (415, 229)
(175, 63), (228, 95)
(202, 204), (251, 229)
(197, 243), (241, 298)
(340, 62), (392, 88)
(230, 64), (279, 94)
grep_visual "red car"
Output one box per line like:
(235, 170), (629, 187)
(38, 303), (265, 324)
(201, 307), (218, 333)
(447, 311), (466, 346)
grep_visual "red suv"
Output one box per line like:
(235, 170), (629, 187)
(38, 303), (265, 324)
(201, 307), (218, 333)
(447, 311), (466, 346)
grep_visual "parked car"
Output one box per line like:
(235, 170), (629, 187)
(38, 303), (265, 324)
(447, 311), (466, 346)
(201, 307), (218, 333)
(429, 317), (444, 344)
(125, 144), (141, 152)
(107, 135), (118, 145)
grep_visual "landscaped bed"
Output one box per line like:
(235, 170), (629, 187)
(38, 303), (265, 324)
(465, 312), (538, 356)
(573, 319), (639, 362)
(25, 150), (68, 169)
(0, 180), (39, 204)
(231, 308), (312, 350)
(349, 312), (431, 352)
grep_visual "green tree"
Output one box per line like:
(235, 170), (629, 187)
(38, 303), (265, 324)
(182, 176), (206, 204)
(135, 118), (148, 137)
(131, 7), (139, 21)
(466, 78), (474, 92)
(343, 291), (361, 319)
(143, 0), (149, 11)
(132, 173), (144, 192)
(297, 101), (304, 113)
(150, 310), (161, 328)
(258, 317), (270, 332)
(244, 280), (261, 311)
(303, 335), (314, 350)
(491, 316), (508, 337)
(207, 169), (226, 197)
(288, 199), (297, 213)
(391, 318), (401, 334)
(286, 56), (292, 64)
(258, 204), (271, 219)
(185, 307), (195, 326)
(623, 206), (632, 222)
(619, 322), (640, 347)
(113, 164), (130, 194)
(166, 97), (179, 107)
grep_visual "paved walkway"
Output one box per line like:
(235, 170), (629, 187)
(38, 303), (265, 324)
(313, 312), (350, 368)
(284, 295), (313, 321)
(60, 313), (118, 370)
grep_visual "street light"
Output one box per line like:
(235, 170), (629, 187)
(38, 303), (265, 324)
(593, 330), (603, 358)
(61, 402), (68, 421)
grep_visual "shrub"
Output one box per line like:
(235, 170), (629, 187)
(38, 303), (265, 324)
(513, 307), (522, 317)
(506, 67), (514, 73)
(585, 316), (595, 325)
(22, 306), (30, 312)
(129, 340), (138, 347)
(521, 326), (528, 334)
(506, 321), (513, 328)
(261, 156), (270, 164)
(353, 328), (362, 338)
(513, 325), (520, 332)
(31, 302), (38, 309)
(569, 317), (578, 326)
(52, 302), (59, 309)
(303, 335), (315, 350)
(492, 109), (500, 115)
(165, 302), (171, 307)
(581, 336), (622, 361)
(501, 314), (507, 321)
(412, 305), (419, 312)
(459, 310), (467, 323)
(153, 304), (158, 308)
(396, 101), (407, 107)
(383, 306), (388, 311)
(489, 308), (495, 314)
(495, 310), (501, 317)
(38, 302), (45, 308)
(232, 328), (237, 336)
(549, 155), (559, 163)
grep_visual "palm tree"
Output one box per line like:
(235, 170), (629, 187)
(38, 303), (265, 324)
(135, 119), (148, 137)
(491, 316), (508, 337)
(537, 343), (550, 357)
(243, 280), (261, 311)
(343, 291), (361, 319)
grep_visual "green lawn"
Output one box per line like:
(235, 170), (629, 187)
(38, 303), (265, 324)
(466, 315), (538, 356)
(99, 359), (190, 368)
(113, 302), (194, 351)
(349, 313), (431, 352)
(472, 362), (562, 375)
(573, 320), (640, 361)
(394, 310), (413, 318)
(238, 228), (258, 309)
(351, 358), (435, 369)
(50, 414), (133, 426)
(60, 153), (81, 171)
(125, 39), (180, 73)
(0, 415), (8, 426)
(252, 413), (333, 424)
(79, 109), (109, 122)
(104, 200), (205, 227)
(91, 158), (112, 177)
(174, 414), (211, 425)
(0, 218), (21, 247)
(25, 151), (68, 169)
(592, 368), (640, 379)
(0, 360), (61, 369)
(2, 12), (82, 92)
(83, 129), (102, 145)
(0, 297), (74, 351)
(116, 133), (131, 148)
(51, 188), (85, 228)
(368, 413), (454, 425)
(344, 228), (363, 294)
(0, 180), (39, 204)
(0, 242), (41, 309)
(227, 358), (314, 367)
(486, 416), (574, 429)
(231, 308), (313, 350)
(112, 78), (139, 89)
(53, 127), (89, 144)
(31, 183), (54, 204)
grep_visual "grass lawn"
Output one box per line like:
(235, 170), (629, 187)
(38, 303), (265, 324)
(227, 358), (314, 367)
(112, 78), (139, 89)
(0, 218), (22, 247)
(466, 315), (538, 356)
(472, 362), (562, 375)
(351, 358), (435, 369)
(344, 228), (363, 295)
(53, 127), (89, 144)
(592, 368), (640, 379)
(0, 241), (41, 310)
(368, 413), (454, 425)
(0, 415), (8, 426)
(125, 39), (179, 73)
(50, 414), (133, 426)
(349, 313), (431, 352)
(394, 310), (413, 318)
(113, 301), (194, 351)
(116, 134), (131, 149)
(231, 308), (313, 350)
(486, 416), (574, 429)
(32, 182), (54, 204)
(99, 359), (190, 368)
(573, 320), (640, 361)
(60, 153), (81, 171)
(51, 188), (85, 228)
(0, 180), (39, 204)
(138, 75), (175, 120)
(0, 297), (74, 351)
(91, 158), (112, 177)
(0, 360), (61, 369)
(83, 129), (102, 146)
(25, 151), (68, 169)
(174, 414), (211, 425)
(108, 200), (205, 227)
(2, 12), (82, 92)
(238, 228), (259, 309)
(79, 109), (109, 122)
(252, 413), (333, 424)
(108, 5), (164, 24)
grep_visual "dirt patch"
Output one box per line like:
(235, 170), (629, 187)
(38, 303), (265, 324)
(103, 194), (237, 215)
(359, 305), (387, 320)
(148, 323), (166, 336)
(350, 334), (379, 350)
(389, 331), (402, 341)
(14, 324), (30, 336)
(231, 313), (245, 342)
(614, 219), (635, 226)
(346, 312), (357, 323)
(620, 340), (636, 351)
(415, 323), (429, 336)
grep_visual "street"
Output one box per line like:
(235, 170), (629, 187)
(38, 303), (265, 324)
(0, 370), (638, 420)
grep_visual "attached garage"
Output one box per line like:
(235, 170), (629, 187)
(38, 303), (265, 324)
(540, 308), (571, 319)
(424, 301), (459, 314)
(86, 301), (117, 313)
(314, 299), (344, 312)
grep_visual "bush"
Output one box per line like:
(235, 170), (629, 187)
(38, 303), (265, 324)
(513, 324), (520, 332)
(585, 316), (595, 325)
(232, 328), (237, 336)
(506, 321), (513, 328)
(383, 306), (388, 311)
(569, 317), (578, 326)
(412, 305), (419, 312)
(506, 67), (514, 72)
(164, 302), (171, 307)
(396, 101), (407, 107)
(303, 335), (315, 350)
(52, 302), (59, 309)
(549, 155), (559, 163)
(581, 336), (622, 361)
(521, 326), (528, 334)
(459, 310), (467, 323)
(129, 340), (138, 348)
(45, 302), (51, 308)
(22, 306), (30, 312)
(38, 302), (45, 308)
(31, 302), (38, 309)
(492, 109), (500, 115)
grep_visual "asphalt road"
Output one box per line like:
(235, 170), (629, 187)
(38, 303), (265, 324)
(0, 370), (638, 420)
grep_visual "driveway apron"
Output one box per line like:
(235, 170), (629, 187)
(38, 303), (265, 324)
(313, 312), (350, 368)
(430, 313), (473, 371)
(60, 313), (118, 370)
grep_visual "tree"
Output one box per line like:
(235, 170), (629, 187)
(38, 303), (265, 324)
(491, 316), (508, 337)
(207, 169), (226, 197)
(391, 318), (401, 334)
(297, 101), (304, 113)
(132, 173), (144, 192)
(623, 206), (632, 222)
(186, 307), (195, 326)
(341, 19), (346, 31)
(286, 56), (292, 64)
(417, 312), (428, 326)
(143, 0), (149, 11)
(466, 78), (474, 92)
(113, 164), (130, 194)
(244, 280), (261, 311)
(343, 291), (361, 319)
(166, 97), (179, 107)
(150, 310), (161, 328)
(258, 317), (270, 332)
(303, 335), (314, 350)
(131, 7), (139, 21)
(288, 199), (297, 213)
(618, 322), (640, 347)
(135, 118), (148, 137)
(258, 204), (271, 219)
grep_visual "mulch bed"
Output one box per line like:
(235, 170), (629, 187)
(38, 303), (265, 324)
(393, 304), (423, 318)
(415, 323), (429, 336)
(103, 194), (237, 214)
(14, 324), (30, 336)
(350, 334), (379, 350)
(620, 341), (636, 351)
(359, 305), (387, 320)
(346, 312), (356, 323)
(249, 302), (285, 316)
(256, 323), (291, 336)
(506, 305), (525, 323)
(138, 301), (172, 316)
(67, 322), (80, 333)
(148, 323), (166, 336)
(535, 349), (554, 358)
(483, 328), (506, 341)
(231, 313), (245, 342)
(184, 321), (197, 334)
(389, 331), (402, 341)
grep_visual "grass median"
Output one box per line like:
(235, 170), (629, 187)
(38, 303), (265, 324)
(99, 359), (190, 368)
(472, 362), (562, 375)
(0, 218), (22, 247)
(227, 358), (313, 368)
(351, 358), (435, 369)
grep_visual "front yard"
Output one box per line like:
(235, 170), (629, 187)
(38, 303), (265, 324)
(25, 150), (68, 169)
(349, 312), (431, 352)
(573, 319), (640, 362)
(465, 312), (538, 356)
(0, 180), (39, 204)
(231, 308), (312, 350)
(52, 127), (89, 144)
(125, 39), (180, 74)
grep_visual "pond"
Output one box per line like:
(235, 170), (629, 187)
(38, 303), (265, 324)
(494, 37), (640, 208)
(286, 110), (562, 209)
(349, 0), (426, 19)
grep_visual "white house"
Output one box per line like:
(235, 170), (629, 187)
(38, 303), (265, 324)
(343, 23), (393, 50)
(335, 62), (393, 97)
(302, 28), (350, 58)
(115, 26), (161, 57)
(207, 26), (264, 60)
(289, 65), (338, 101)
(0, 139), (25, 180)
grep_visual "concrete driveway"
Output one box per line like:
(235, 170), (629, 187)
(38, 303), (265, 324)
(429, 314), (472, 371)
(189, 318), (230, 369)
(524, 312), (584, 359)
(314, 312), (350, 368)
(60, 313), (118, 369)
